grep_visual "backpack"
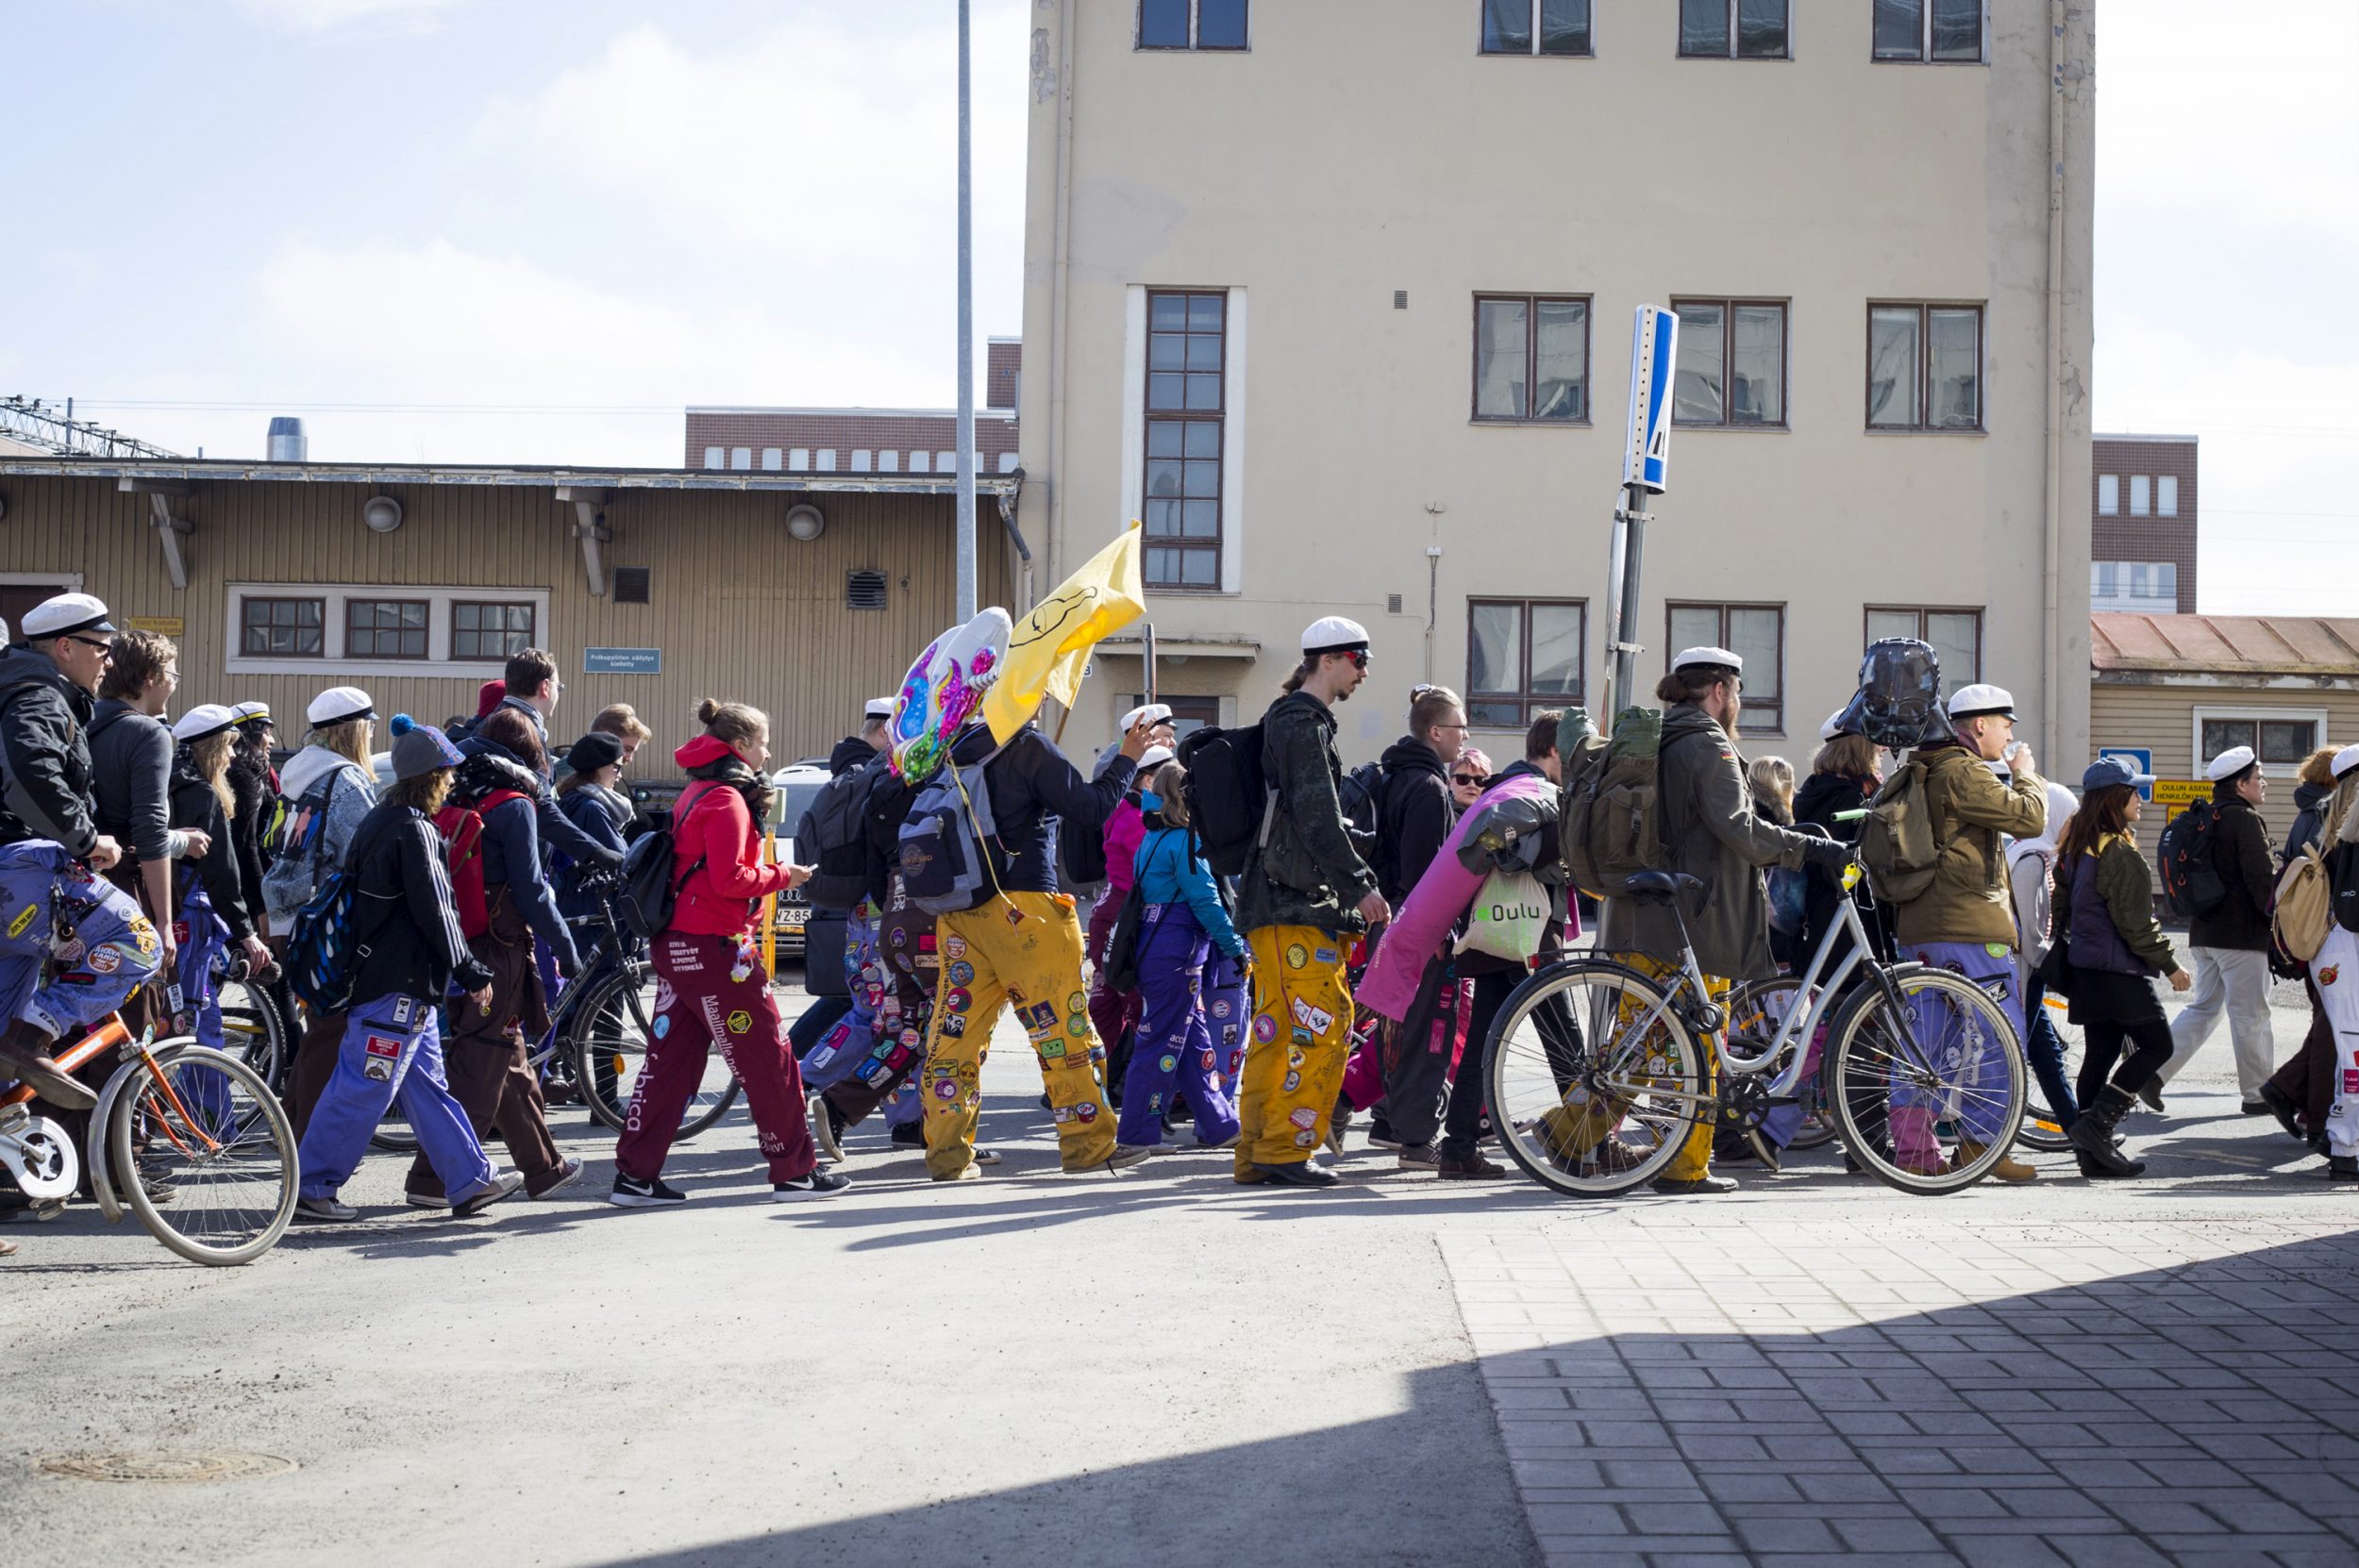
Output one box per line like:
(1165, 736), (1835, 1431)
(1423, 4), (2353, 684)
(1175, 721), (1270, 879)
(1340, 759), (1390, 887)
(798, 757), (890, 911)
(615, 782), (716, 942)
(282, 810), (394, 1014)
(2272, 840), (2334, 962)
(1559, 707), (1662, 898)
(1858, 760), (1942, 904)
(896, 733), (1011, 916)
(262, 770), (340, 862)
(2157, 800), (2230, 920)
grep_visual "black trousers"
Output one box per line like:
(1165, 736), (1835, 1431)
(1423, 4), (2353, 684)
(2079, 1016), (2175, 1107)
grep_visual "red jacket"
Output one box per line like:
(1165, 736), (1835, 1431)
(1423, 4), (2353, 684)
(668, 736), (792, 938)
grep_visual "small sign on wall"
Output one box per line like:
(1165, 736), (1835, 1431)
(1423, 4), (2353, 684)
(128, 616), (185, 637)
(2098, 748), (2153, 801)
(585, 647), (661, 675)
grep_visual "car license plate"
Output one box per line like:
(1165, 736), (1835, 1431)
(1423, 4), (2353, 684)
(777, 905), (810, 926)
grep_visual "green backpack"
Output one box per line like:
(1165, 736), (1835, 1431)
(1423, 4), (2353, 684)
(1859, 759), (1942, 903)
(1560, 706), (1663, 898)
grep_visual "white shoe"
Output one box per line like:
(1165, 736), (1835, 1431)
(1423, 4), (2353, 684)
(810, 1093), (845, 1163)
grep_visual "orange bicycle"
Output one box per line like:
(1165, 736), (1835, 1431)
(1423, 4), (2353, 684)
(0, 996), (297, 1265)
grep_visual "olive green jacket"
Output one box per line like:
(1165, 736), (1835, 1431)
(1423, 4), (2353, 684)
(1237, 691), (1380, 937)
(1891, 740), (2049, 949)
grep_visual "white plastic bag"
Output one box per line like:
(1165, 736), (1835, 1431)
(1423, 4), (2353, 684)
(1455, 869), (1549, 963)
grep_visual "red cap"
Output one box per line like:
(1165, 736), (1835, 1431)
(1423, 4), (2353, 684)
(476, 679), (507, 718)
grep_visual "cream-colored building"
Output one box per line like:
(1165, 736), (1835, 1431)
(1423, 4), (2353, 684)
(1018, 0), (2094, 770)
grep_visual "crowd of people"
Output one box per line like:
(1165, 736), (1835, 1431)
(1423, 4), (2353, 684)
(4, 594), (2354, 1258)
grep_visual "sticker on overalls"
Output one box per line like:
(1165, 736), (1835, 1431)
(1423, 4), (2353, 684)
(1293, 1129), (1316, 1148)
(943, 936), (966, 961)
(1159, 1054), (1178, 1072)
(391, 996), (415, 1026)
(939, 1013), (966, 1037)
(88, 945), (123, 975)
(949, 961), (975, 986)
(1282, 1070), (1301, 1091)
(1252, 1014), (1278, 1043)
(362, 1033), (403, 1082)
(1290, 996), (1333, 1035)
(1066, 991), (1087, 1013)
(1289, 1107), (1317, 1130)
(1314, 947), (1338, 964)
(726, 1009), (752, 1035)
(1074, 1101), (1099, 1123)
(1286, 943), (1308, 969)
(2320, 965), (2340, 987)
(653, 1014), (671, 1038)
(7, 904), (37, 938)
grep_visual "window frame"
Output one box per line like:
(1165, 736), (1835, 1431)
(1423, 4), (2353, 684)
(1865, 301), (1985, 433)
(2097, 474), (2119, 515)
(343, 596), (431, 662)
(1665, 601), (1786, 735)
(1141, 286), (1230, 593)
(1863, 606), (1984, 687)
(1870, 0), (1987, 64)
(239, 595), (326, 660)
(450, 599), (540, 662)
(1479, 0), (1595, 58)
(2089, 561), (2179, 614)
(1470, 292), (1593, 425)
(1137, 0), (1249, 52)
(1668, 296), (1790, 428)
(1466, 596), (1588, 730)
(1677, 0), (1792, 59)
(2192, 706), (2328, 779)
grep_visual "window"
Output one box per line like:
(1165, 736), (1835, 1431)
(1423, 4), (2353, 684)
(1143, 289), (1228, 591)
(1667, 603), (1783, 733)
(1865, 607), (1983, 687)
(2130, 475), (2151, 517)
(1139, 0), (1247, 50)
(789, 448), (810, 471)
(2196, 709), (2325, 776)
(452, 600), (537, 659)
(345, 598), (429, 660)
(761, 448), (782, 471)
(1671, 299), (1786, 426)
(702, 446), (723, 470)
(1473, 295), (1589, 423)
(851, 450), (873, 474)
(2158, 475), (2179, 517)
(1468, 599), (1585, 728)
(2098, 474), (2118, 515)
(1481, 0), (1592, 55)
(936, 451), (956, 472)
(241, 596), (324, 658)
(2090, 562), (2178, 612)
(1866, 303), (1983, 430)
(908, 452), (929, 474)
(1680, 0), (1788, 58)
(998, 452), (1020, 474)
(817, 449), (836, 471)
(1872, 0), (1983, 62)
(730, 447), (751, 471)
(878, 450), (898, 473)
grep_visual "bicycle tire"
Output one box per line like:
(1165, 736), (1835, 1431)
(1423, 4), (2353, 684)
(368, 1102), (422, 1154)
(1722, 976), (1838, 1160)
(2015, 987), (2078, 1152)
(214, 973), (286, 1093)
(1484, 958), (1709, 1198)
(1827, 966), (2029, 1195)
(109, 1043), (297, 1266)
(570, 967), (741, 1139)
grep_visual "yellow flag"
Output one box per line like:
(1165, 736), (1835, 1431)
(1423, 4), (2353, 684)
(981, 523), (1146, 744)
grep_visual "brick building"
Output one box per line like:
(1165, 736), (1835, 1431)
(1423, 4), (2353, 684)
(685, 339), (1023, 478)
(2092, 433), (2198, 614)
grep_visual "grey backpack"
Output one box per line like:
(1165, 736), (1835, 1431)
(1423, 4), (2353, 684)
(895, 733), (1010, 916)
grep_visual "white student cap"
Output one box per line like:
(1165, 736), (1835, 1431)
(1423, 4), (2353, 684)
(1300, 616), (1370, 655)
(1672, 646), (1742, 674)
(2205, 746), (2259, 781)
(1946, 684), (2016, 720)
(21, 592), (116, 640)
(171, 704), (239, 743)
(306, 685), (376, 726)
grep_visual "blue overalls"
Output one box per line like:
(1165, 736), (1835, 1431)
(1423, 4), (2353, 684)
(0, 842), (160, 1050)
(170, 878), (234, 1123)
(295, 991), (498, 1206)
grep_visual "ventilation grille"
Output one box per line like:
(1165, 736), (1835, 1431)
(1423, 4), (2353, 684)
(1387, 592), (1404, 614)
(1394, 290), (1409, 310)
(845, 570), (889, 610)
(612, 566), (650, 604)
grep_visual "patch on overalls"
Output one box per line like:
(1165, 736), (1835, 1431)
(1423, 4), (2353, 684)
(1984, 943), (2010, 959)
(392, 996), (416, 1026)
(949, 961), (975, 986)
(363, 1033), (403, 1081)
(1066, 991), (1087, 1013)
(2319, 965), (2339, 987)
(1282, 1071), (1301, 1091)
(654, 1014), (671, 1038)
(1286, 943), (1308, 969)
(1041, 1039), (1066, 1059)
(1314, 947), (1338, 964)
(934, 1078), (961, 1101)
(88, 945), (123, 975)
(951, 988), (978, 1014)
(1159, 1054), (1178, 1072)
(1290, 996), (1333, 1034)
(726, 1010), (752, 1034)
(131, 922), (159, 955)
(7, 904), (36, 938)
(943, 936), (966, 960)
(1252, 1014), (1278, 1043)
(1212, 1000), (1230, 1019)
(1200, 1048), (1217, 1070)
(939, 1013), (966, 1036)
(1074, 1101), (1099, 1123)
(1017, 1000), (1058, 1038)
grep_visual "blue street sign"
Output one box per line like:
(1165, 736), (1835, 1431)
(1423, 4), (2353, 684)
(2099, 747), (2153, 800)
(584, 647), (661, 675)
(1621, 305), (1679, 495)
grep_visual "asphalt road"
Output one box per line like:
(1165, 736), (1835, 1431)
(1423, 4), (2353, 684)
(0, 966), (2335, 1568)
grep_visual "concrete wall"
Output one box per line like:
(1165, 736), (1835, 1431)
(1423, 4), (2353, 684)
(1020, 0), (2094, 769)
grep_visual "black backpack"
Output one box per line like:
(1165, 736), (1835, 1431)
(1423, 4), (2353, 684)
(798, 756), (889, 911)
(1175, 721), (1269, 878)
(615, 783), (715, 942)
(2158, 799), (2230, 919)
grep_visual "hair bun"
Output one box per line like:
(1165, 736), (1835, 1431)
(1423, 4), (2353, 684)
(389, 713), (415, 737)
(694, 698), (721, 726)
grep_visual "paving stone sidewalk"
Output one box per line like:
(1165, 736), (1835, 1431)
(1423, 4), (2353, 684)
(1445, 1215), (2359, 1568)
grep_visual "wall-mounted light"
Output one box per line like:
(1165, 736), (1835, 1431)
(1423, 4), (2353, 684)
(785, 502), (827, 542)
(362, 494), (404, 534)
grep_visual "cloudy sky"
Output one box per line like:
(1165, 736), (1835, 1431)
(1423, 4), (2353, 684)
(4, 0), (2351, 614)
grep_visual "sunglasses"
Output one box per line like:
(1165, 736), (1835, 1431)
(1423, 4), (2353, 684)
(68, 636), (113, 655)
(1346, 649), (1369, 670)
(1453, 772), (1490, 788)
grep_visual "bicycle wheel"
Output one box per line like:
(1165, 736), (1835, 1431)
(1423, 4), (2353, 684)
(572, 967), (741, 1139)
(1486, 959), (1710, 1197)
(213, 973), (286, 1090)
(1722, 976), (1838, 1159)
(109, 1043), (297, 1266)
(2015, 988), (2080, 1152)
(1828, 967), (2028, 1194)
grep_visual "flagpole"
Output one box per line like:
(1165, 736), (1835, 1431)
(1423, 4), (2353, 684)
(954, 0), (978, 623)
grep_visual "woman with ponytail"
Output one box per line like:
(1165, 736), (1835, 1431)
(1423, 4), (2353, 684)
(609, 700), (848, 1206)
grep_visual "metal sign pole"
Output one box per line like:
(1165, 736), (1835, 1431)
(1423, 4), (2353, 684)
(1142, 621), (1158, 708)
(1604, 306), (1677, 721)
(954, 0), (978, 621)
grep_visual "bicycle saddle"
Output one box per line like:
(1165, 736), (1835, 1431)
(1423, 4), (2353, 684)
(1622, 871), (1704, 905)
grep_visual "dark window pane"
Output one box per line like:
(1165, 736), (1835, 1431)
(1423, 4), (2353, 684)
(1729, 608), (1782, 701)
(1531, 603), (1583, 696)
(1180, 549), (1218, 586)
(1867, 307), (1920, 427)
(1924, 611), (1981, 684)
(1669, 606), (1723, 662)
(1145, 499), (1180, 536)
(1470, 602), (1524, 694)
(1146, 546), (1180, 584)
(1930, 0), (1980, 59)
(1679, 0), (1727, 56)
(1532, 299), (1586, 420)
(1196, 0), (1248, 48)
(1730, 304), (1783, 425)
(1146, 459), (1183, 498)
(1185, 334), (1222, 371)
(2201, 719), (2256, 762)
(1738, 0), (1786, 57)
(1139, 0), (1189, 48)
(1538, 0), (1589, 54)
(2261, 721), (2316, 764)
(1188, 293), (1224, 330)
(1150, 332), (1185, 370)
(1474, 299), (1530, 419)
(1469, 700), (1524, 727)
(1673, 301), (1726, 423)
(1182, 459), (1220, 497)
(1146, 420), (1183, 458)
(1873, 0), (1923, 58)
(1182, 422), (1220, 459)
(1481, 0), (1531, 54)
(1148, 373), (1184, 410)
(1184, 374), (1222, 411)
(1181, 500), (1219, 538)
(455, 602), (481, 631)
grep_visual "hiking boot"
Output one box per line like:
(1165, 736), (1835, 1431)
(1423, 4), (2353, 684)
(607, 1172), (688, 1208)
(1955, 1139), (2037, 1184)
(2259, 1082), (2307, 1143)
(1436, 1149), (1511, 1181)
(773, 1168), (851, 1199)
(1252, 1159), (1340, 1188)
(2067, 1085), (2146, 1179)
(293, 1193), (359, 1223)
(1397, 1142), (1440, 1171)
(451, 1171), (526, 1217)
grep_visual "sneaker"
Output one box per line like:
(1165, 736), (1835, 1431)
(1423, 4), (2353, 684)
(0, 1042), (95, 1112)
(773, 1168), (852, 1200)
(973, 1146), (1002, 1165)
(1650, 1174), (1738, 1195)
(293, 1193), (358, 1223)
(2137, 1082), (2165, 1113)
(1203, 1133), (1241, 1150)
(811, 1094), (845, 1163)
(890, 1120), (925, 1147)
(528, 1156), (585, 1199)
(1397, 1142), (1440, 1170)
(2240, 1099), (2270, 1117)
(607, 1172), (688, 1209)
(404, 1191), (451, 1211)
(933, 1162), (982, 1182)
(1107, 1144), (1154, 1172)
(451, 1171), (526, 1217)
(1251, 1159), (1340, 1188)
(2330, 1156), (2359, 1182)
(1436, 1150), (1511, 1181)
(1366, 1123), (1402, 1151)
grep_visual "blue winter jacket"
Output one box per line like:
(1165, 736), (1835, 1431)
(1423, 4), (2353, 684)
(1135, 826), (1246, 960)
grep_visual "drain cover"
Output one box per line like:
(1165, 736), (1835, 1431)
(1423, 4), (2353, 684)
(36, 1450), (296, 1483)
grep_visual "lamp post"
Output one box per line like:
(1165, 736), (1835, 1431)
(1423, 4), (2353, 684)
(954, 0), (978, 621)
